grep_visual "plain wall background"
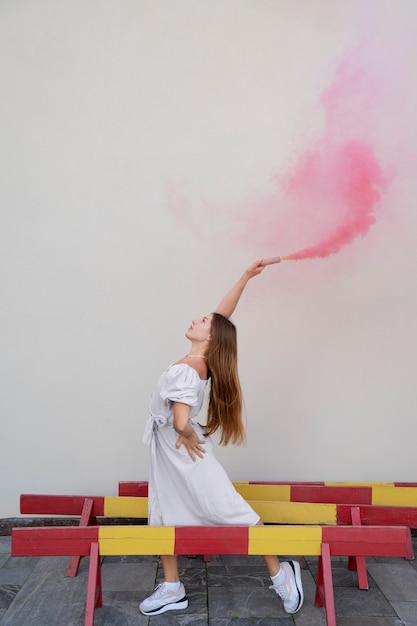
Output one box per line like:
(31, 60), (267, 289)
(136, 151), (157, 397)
(1, 0), (416, 518)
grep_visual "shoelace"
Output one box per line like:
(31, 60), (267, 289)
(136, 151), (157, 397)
(269, 582), (290, 601)
(149, 583), (166, 599)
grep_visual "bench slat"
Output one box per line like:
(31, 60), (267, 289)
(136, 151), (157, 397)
(19, 494), (417, 530)
(13, 526), (98, 557)
(118, 481), (417, 498)
(20, 494), (105, 516)
(12, 524), (409, 557)
(322, 525), (409, 557)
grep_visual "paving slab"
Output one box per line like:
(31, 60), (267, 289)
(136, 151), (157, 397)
(390, 602), (417, 626)
(334, 586), (398, 617)
(367, 563), (417, 602)
(149, 609), (208, 625)
(103, 562), (158, 592)
(87, 603), (148, 626)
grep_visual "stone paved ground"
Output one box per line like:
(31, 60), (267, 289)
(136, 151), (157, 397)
(1, 535), (417, 625)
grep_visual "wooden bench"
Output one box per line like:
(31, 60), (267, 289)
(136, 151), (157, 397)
(12, 523), (410, 626)
(19, 492), (415, 589)
(233, 482), (417, 507)
(119, 479), (417, 506)
(118, 480), (417, 586)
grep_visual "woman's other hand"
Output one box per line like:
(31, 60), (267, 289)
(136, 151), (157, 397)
(176, 430), (206, 462)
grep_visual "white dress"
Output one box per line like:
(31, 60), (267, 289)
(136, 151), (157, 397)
(143, 363), (260, 526)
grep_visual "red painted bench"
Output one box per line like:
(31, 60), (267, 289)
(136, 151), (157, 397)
(12, 523), (410, 626)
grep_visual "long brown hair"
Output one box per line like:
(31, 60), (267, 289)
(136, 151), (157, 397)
(205, 313), (245, 446)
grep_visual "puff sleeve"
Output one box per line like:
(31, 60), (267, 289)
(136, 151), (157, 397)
(160, 364), (200, 406)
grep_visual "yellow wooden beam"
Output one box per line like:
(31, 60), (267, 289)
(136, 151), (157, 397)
(104, 496), (148, 517)
(372, 487), (417, 507)
(104, 496), (339, 525)
(234, 483), (291, 501)
(99, 526), (174, 555)
(248, 525), (322, 555)
(249, 500), (337, 525)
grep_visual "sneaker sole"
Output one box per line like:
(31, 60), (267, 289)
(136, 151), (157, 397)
(140, 596), (188, 615)
(286, 561), (304, 614)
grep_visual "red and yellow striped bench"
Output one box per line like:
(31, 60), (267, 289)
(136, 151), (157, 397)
(119, 480), (417, 506)
(12, 523), (410, 626)
(19, 492), (416, 589)
(21, 492), (417, 539)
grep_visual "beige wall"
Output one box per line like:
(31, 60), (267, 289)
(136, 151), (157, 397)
(1, 0), (417, 518)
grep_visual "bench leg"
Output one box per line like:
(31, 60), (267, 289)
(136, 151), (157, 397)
(348, 506), (369, 590)
(84, 542), (102, 626)
(315, 542), (337, 626)
(67, 498), (96, 577)
(406, 528), (414, 561)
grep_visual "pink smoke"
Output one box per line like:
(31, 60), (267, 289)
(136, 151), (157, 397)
(280, 139), (388, 261)
(165, 42), (392, 260)
(278, 43), (390, 261)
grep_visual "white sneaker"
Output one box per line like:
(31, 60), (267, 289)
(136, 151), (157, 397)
(139, 582), (188, 615)
(270, 561), (304, 614)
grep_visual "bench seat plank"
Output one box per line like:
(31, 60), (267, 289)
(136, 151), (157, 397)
(20, 494), (105, 516)
(117, 481), (417, 498)
(21, 494), (417, 529)
(12, 524), (409, 557)
(118, 481), (417, 506)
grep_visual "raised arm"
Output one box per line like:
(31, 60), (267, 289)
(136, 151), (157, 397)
(215, 259), (266, 319)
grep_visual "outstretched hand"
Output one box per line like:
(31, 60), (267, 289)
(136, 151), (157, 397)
(244, 259), (266, 280)
(215, 259), (268, 318)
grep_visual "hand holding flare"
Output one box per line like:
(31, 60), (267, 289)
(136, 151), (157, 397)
(260, 256), (289, 265)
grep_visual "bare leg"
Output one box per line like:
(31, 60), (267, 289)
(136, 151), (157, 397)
(161, 521), (280, 581)
(160, 554), (180, 582)
(256, 518), (281, 577)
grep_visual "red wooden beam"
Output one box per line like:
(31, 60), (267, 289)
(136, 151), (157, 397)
(67, 498), (96, 577)
(12, 526), (99, 557)
(85, 542), (102, 626)
(394, 482), (417, 487)
(118, 482), (148, 497)
(347, 507), (368, 590)
(322, 526), (409, 557)
(20, 494), (105, 517)
(315, 542), (337, 626)
(291, 485), (373, 504)
(336, 503), (417, 527)
(175, 526), (249, 555)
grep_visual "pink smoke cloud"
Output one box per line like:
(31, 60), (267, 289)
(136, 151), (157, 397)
(165, 42), (392, 261)
(279, 139), (388, 260)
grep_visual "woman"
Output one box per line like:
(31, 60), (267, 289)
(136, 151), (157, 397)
(140, 260), (303, 616)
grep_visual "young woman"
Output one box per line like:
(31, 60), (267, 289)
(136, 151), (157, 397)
(140, 260), (304, 616)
